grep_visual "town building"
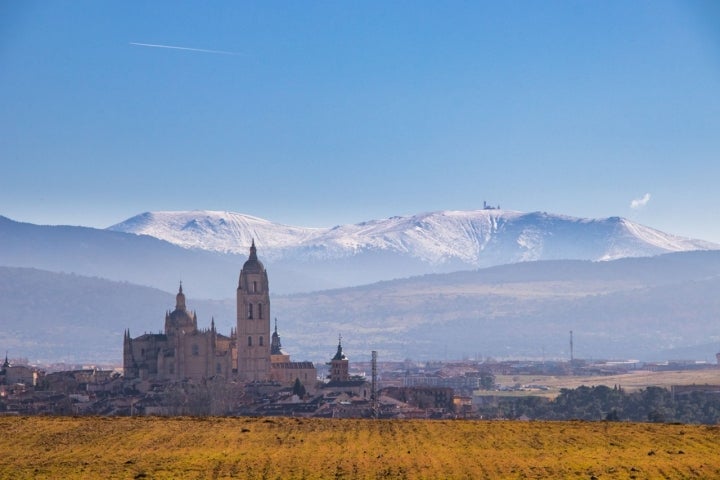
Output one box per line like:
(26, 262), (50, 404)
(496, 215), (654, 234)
(323, 337), (367, 397)
(1, 355), (42, 388)
(269, 320), (316, 389)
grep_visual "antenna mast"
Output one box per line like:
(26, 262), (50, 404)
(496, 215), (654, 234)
(570, 330), (574, 363)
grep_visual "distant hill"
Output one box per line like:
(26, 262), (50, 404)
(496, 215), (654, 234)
(273, 250), (720, 362)
(0, 216), (249, 298)
(2, 210), (718, 297)
(0, 267), (234, 364)
(3, 251), (720, 364)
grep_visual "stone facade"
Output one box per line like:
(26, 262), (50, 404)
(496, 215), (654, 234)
(123, 284), (234, 382)
(123, 242), (316, 387)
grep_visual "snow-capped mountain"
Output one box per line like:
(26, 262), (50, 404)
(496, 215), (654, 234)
(108, 209), (719, 267)
(108, 211), (320, 259)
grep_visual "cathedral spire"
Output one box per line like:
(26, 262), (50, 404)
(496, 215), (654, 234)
(176, 282), (186, 311)
(271, 318), (282, 355)
(333, 334), (346, 361)
(249, 239), (257, 261)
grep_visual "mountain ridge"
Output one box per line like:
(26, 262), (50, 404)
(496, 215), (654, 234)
(2, 210), (719, 296)
(108, 209), (719, 266)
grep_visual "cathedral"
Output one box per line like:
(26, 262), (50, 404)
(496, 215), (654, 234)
(123, 241), (316, 387)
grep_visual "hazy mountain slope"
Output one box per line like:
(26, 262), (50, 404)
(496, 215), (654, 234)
(3, 251), (720, 364)
(273, 251), (720, 362)
(0, 216), (247, 298)
(0, 267), (234, 364)
(0, 215), (407, 295)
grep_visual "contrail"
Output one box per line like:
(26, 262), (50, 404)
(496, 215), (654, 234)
(130, 42), (240, 56)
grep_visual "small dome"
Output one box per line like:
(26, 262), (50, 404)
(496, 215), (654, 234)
(242, 240), (265, 273)
(167, 308), (194, 327)
(166, 283), (196, 333)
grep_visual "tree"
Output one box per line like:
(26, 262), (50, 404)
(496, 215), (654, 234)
(292, 378), (306, 398)
(479, 372), (496, 390)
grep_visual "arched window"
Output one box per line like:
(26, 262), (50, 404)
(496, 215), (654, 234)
(253, 281), (257, 293)
(258, 303), (263, 319)
(192, 344), (199, 356)
(247, 303), (253, 319)
(259, 336), (264, 346)
(247, 336), (252, 347)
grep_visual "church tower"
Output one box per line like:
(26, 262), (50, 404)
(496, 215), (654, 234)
(236, 240), (271, 381)
(329, 335), (350, 382)
(269, 318), (291, 363)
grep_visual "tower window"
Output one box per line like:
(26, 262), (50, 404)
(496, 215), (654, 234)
(248, 336), (252, 347)
(253, 281), (257, 293)
(216, 363), (222, 374)
(259, 336), (264, 346)
(247, 303), (253, 319)
(258, 303), (263, 319)
(192, 344), (199, 356)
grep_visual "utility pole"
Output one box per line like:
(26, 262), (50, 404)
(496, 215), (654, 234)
(371, 350), (378, 419)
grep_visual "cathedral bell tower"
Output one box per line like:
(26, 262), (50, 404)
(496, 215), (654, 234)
(236, 240), (271, 381)
(329, 335), (350, 383)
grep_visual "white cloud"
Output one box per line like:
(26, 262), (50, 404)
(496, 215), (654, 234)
(630, 193), (651, 209)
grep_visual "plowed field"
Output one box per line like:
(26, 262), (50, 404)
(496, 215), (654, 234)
(2, 416), (719, 479)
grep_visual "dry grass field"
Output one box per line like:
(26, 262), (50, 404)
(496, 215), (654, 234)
(2, 416), (720, 479)
(489, 370), (720, 398)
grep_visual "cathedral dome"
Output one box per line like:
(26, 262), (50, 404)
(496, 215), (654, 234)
(167, 308), (194, 326)
(165, 283), (197, 333)
(242, 240), (265, 273)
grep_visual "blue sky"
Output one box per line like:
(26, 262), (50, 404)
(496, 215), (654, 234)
(2, 1), (720, 241)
